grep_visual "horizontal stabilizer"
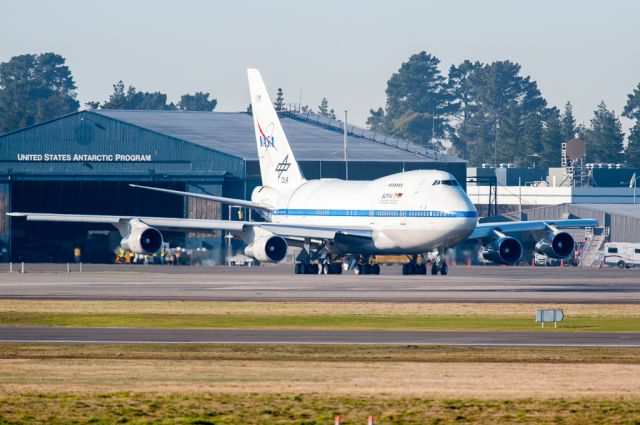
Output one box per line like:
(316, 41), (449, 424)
(130, 184), (273, 211)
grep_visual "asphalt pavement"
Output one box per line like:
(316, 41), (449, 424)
(1, 264), (639, 303)
(0, 326), (638, 347)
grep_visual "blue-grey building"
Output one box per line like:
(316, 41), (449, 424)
(0, 109), (466, 262)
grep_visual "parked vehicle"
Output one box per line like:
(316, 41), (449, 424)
(603, 242), (640, 269)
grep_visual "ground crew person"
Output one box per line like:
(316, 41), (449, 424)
(73, 246), (81, 263)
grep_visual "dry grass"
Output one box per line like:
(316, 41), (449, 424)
(1, 358), (640, 400)
(1, 343), (639, 364)
(1, 392), (638, 424)
(1, 300), (638, 317)
(1, 344), (639, 423)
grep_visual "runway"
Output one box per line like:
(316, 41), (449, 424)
(1, 264), (639, 303)
(1, 326), (639, 347)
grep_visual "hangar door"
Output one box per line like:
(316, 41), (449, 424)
(10, 181), (186, 262)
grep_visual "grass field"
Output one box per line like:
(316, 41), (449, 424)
(1, 393), (639, 425)
(1, 301), (639, 332)
(0, 344), (639, 424)
(1, 301), (639, 423)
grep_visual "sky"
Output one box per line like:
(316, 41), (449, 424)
(2, 0), (639, 136)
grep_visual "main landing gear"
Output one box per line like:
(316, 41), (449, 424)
(354, 263), (380, 275)
(401, 254), (427, 275)
(294, 262), (319, 274)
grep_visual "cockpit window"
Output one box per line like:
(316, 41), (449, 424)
(433, 179), (459, 186)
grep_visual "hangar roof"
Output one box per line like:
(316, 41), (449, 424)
(94, 110), (463, 163)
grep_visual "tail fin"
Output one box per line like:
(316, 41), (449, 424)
(247, 68), (305, 191)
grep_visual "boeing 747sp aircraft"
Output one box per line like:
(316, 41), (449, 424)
(9, 69), (597, 275)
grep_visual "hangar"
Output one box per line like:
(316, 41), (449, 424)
(0, 109), (466, 263)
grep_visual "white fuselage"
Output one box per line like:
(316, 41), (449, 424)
(252, 169), (478, 254)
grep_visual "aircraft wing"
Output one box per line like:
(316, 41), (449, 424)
(468, 218), (599, 240)
(7, 212), (372, 243)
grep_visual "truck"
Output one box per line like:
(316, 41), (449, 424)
(603, 242), (640, 269)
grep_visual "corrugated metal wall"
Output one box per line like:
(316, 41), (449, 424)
(523, 204), (640, 243)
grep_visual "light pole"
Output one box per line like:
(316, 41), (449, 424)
(631, 173), (638, 205)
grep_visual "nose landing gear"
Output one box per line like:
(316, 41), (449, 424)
(430, 248), (449, 275)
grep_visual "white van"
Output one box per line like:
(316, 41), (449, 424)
(603, 243), (640, 269)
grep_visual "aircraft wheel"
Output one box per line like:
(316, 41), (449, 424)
(440, 263), (448, 275)
(431, 263), (439, 275)
(332, 263), (343, 274)
(354, 264), (362, 275)
(372, 264), (381, 275)
(364, 264), (373, 274)
(294, 263), (302, 274)
(310, 264), (319, 274)
(322, 263), (332, 274)
(416, 263), (427, 275)
(402, 263), (410, 275)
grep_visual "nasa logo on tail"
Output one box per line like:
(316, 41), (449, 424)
(258, 122), (276, 149)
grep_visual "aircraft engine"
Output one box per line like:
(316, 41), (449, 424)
(482, 236), (523, 265)
(535, 231), (574, 259)
(244, 235), (288, 263)
(120, 223), (163, 255)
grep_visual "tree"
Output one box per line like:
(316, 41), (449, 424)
(540, 108), (563, 168)
(560, 101), (577, 142)
(625, 125), (640, 167)
(94, 81), (176, 110)
(446, 60), (482, 157)
(382, 51), (456, 148)
(582, 101), (624, 163)
(274, 88), (285, 112)
(177, 91), (217, 111)
(623, 82), (640, 167)
(329, 108), (336, 119)
(457, 60), (548, 166)
(0, 52), (79, 133)
(366, 107), (385, 131)
(318, 97), (329, 116)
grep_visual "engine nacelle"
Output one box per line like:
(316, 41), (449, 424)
(482, 236), (523, 265)
(535, 232), (574, 259)
(121, 222), (163, 255)
(244, 235), (288, 263)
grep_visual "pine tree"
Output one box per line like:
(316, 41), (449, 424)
(625, 125), (640, 167)
(329, 108), (336, 119)
(583, 101), (624, 163)
(540, 108), (563, 168)
(366, 107), (385, 131)
(560, 101), (577, 142)
(274, 88), (285, 112)
(318, 97), (329, 117)
(623, 82), (640, 167)
(0, 52), (79, 133)
(521, 113), (544, 166)
(381, 51), (458, 147)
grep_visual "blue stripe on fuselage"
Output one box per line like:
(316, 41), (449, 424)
(272, 209), (478, 218)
